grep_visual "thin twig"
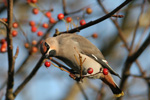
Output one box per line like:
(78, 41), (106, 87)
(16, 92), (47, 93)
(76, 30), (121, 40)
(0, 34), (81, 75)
(0, 19), (8, 27)
(13, 15), (30, 43)
(77, 82), (88, 100)
(112, 15), (124, 18)
(50, 61), (71, 74)
(128, 33), (150, 63)
(13, 47), (19, 59)
(129, 0), (145, 56)
(96, 83), (105, 100)
(62, 0), (86, 16)
(127, 74), (150, 80)
(51, 58), (71, 72)
(62, 0), (67, 15)
(135, 25), (150, 52)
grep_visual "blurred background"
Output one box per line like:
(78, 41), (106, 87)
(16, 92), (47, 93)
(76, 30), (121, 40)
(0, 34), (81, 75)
(0, 0), (150, 100)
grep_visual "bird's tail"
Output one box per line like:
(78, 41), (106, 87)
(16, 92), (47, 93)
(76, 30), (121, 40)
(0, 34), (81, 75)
(101, 73), (124, 97)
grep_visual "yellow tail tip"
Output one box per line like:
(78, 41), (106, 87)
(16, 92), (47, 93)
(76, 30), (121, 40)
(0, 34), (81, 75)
(114, 91), (124, 97)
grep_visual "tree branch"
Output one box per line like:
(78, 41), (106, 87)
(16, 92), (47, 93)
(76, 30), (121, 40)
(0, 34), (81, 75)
(77, 82), (88, 100)
(13, 56), (45, 98)
(54, 0), (133, 36)
(5, 0), (14, 100)
(97, 1), (148, 100)
(0, 19), (8, 27)
(128, 33), (150, 63)
(119, 33), (150, 100)
(62, 0), (85, 16)
(129, 0), (145, 55)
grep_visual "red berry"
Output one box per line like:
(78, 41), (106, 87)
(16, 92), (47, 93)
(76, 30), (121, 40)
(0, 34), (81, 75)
(2, 18), (7, 22)
(12, 22), (18, 28)
(1, 42), (7, 48)
(44, 61), (51, 67)
(0, 46), (7, 52)
(37, 31), (43, 36)
(32, 8), (39, 14)
(31, 26), (37, 32)
(31, 46), (38, 53)
(66, 17), (72, 23)
(27, 0), (31, 3)
(40, 40), (43, 44)
(31, 0), (37, 3)
(80, 19), (86, 26)
(42, 23), (48, 28)
(12, 30), (18, 37)
(45, 12), (51, 18)
(86, 7), (92, 14)
(32, 40), (37, 45)
(49, 17), (56, 23)
(29, 21), (35, 26)
(1, 39), (6, 44)
(92, 33), (98, 38)
(87, 68), (93, 74)
(103, 68), (108, 75)
(57, 13), (64, 20)
(24, 43), (29, 48)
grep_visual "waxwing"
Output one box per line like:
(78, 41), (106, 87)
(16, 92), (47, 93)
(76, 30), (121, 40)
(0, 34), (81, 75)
(40, 33), (124, 97)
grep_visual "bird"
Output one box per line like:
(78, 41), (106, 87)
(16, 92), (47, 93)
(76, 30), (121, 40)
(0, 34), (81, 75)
(40, 33), (124, 97)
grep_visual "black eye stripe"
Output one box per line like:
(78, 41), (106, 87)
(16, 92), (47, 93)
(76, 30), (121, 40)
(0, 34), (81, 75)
(45, 42), (50, 49)
(43, 42), (50, 55)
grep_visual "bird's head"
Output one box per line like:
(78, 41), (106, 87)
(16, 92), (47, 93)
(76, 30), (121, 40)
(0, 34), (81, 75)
(40, 37), (58, 58)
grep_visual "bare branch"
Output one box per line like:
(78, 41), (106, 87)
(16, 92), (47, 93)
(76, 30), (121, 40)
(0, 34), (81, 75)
(96, 83), (105, 100)
(51, 58), (71, 72)
(0, 19), (8, 27)
(62, 0), (85, 16)
(112, 15), (124, 18)
(5, 0), (14, 100)
(13, 56), (45, 98)
(127, 74), (150, 80)
(128, 33), (150, 63)
(129, 0), (145, 55)
(13, 15), (30, 43)
(54, 0), (133, 36)
(13, 47), (19, 60)
(97, 1), (148, 100)
(77, 82), (88, 100)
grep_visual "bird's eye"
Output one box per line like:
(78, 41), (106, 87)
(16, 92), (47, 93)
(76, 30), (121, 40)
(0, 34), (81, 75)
(45, 42), (50, 49)
(41, 42), (50, 55)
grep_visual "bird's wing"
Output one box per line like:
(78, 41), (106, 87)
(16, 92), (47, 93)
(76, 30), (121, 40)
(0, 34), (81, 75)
(85, 54), (121, 78)
(71, 34), (121, 78)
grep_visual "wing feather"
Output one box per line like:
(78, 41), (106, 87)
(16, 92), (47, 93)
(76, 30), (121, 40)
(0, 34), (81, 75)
(70, 34), (121, 78)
